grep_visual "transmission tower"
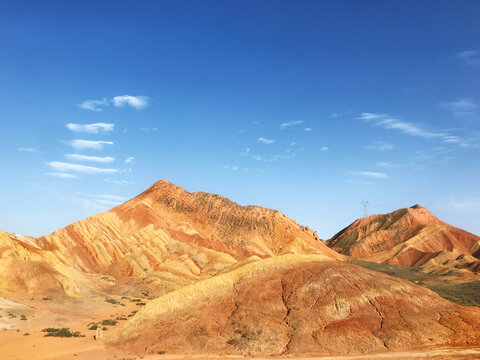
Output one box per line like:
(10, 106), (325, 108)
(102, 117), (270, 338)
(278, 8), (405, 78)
(361, 200), (369, 217)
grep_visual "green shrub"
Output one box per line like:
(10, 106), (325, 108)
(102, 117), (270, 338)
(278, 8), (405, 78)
(101, 319), (117, 326)
(42, 328), (84, 337)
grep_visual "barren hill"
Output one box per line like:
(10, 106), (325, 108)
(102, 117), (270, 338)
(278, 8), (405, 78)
(328, 204), (480, 276)
(108, 254), (480, 357)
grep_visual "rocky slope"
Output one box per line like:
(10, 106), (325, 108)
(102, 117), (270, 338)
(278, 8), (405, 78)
(108, 254), (480, 357)
(328, 205), (480, 276)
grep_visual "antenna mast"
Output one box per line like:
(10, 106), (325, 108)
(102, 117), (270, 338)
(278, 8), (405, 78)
(361, 200), (369, 217)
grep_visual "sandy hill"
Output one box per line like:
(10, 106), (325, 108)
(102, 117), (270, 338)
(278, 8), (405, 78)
(328, 204), (480, 276)
(107, 254), (480, 357)
(1, 180), (341, 301)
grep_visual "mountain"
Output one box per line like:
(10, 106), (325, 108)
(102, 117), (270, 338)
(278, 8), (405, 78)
(108, 254), (480, 357)
(328, 204), (480, 276)
(2, 180), (342, 300)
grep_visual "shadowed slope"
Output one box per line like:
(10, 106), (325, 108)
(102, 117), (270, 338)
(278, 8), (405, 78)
(328, 205), (480, 276)
(107, 254), (480, 357)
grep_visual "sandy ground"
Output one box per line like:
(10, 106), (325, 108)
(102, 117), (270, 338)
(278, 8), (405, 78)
(1, 297), (480, 360)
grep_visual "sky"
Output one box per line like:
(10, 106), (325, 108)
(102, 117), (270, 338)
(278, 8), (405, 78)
(0, 0), (479, 238)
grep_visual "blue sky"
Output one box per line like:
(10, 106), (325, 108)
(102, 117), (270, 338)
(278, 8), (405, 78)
(1, 1), (479, 238)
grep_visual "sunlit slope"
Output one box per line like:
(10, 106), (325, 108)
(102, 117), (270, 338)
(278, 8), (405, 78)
(107, 254), (480, 357)
(328, 204), (480, 276)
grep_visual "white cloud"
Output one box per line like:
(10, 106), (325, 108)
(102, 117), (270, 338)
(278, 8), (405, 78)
(441, 135), (473, 148)
(258, 137), (276, 144)
(321, 146), (329, 152)
(290, 141), (297, 146)
(65, 154), (115, 163)
(125, 157), (134, 163)
(77, 99), (109, 112)
(112, 95), (149, 109)
(46, 172), (77, 179)
(348, 171), (388, 178)
(376, 161), (412, 168)
(252, 148), (304, 162)
(67, 140), (114, 150)
(304, 128), (312, 132)
(456, 50), (480, 66)
(66, 123), (114, 133)
(47, 161), (118, 174)
(280, 120), (304, 129)
(140, 127), (158, 132)
(18, 147), (37, 152)
(357, 113), (445, 138)
(364, 141), (396, 151)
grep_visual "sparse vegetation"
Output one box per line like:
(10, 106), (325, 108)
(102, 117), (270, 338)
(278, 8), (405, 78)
(350, 259), (480, 307)
(42, 297), (52, 301)
(20, 315), (27, 321)
(88, 324), (98, 330)
(349, 259), (431, 282)
(428, 281), (480, 307)
(101, 319), (117, 326)
(227, 338), (239, 345)
(23, 332), (30, 336)
(105, 298), (124, 306)
(136, 302), (146, 306)
(42, 328), (84, 337)
(157, 350), (166, 355)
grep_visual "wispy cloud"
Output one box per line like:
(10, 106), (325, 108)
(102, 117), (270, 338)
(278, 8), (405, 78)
(104, 179), (135, 185)
(258, 137), (276, 144)
(376, 161), (411, 168)
(456, 50), (480, 66)
(125, 157), (134, 163)
(280, 120), (304, 129)
(65, 154), (115, 163)
(47, 161), (118, 174)
(67, 140), (114, 151)
(441, 135), (473, 148)
(348, 171), (388, 178)
(252, 148), (304, 162)
(441, 98), (477, 117)
(357, 113), (445, 138)
(46, 172), (77, 179)
(321, 146), (329, 152)
(18, 147), (37, 152)
(66, 123), (114, 133)
(77, 99), (109, 112)
(364, 141), (396, 151)
(240, 148), (250, 156)
(304, 128), (312, 132)
(140, 127), (158, 132)
(112, 95), (149, 109)
(224, 165), (239, 171)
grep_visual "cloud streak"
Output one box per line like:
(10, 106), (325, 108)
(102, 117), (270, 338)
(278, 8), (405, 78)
(364, 141), (396, 151)
(67, 140), (114, 150)
(46, 172), (77, 179)
(77, 99), (109, 112)
(47, 161), (118, 174)
(65, 154), (115, 163)
(348, 171), (388, 178)
(66, 123), (114, 133)
(456, 50), (480, 66)
(280, 120), (304, 129)
(258, 137), (276, 144)
(18, 147), (37, 152)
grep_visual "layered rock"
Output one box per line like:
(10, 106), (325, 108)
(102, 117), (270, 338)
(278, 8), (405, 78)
(328, 204), (480, 275)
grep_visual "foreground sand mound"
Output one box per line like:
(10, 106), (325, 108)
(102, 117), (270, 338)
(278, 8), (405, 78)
(107, 254), (480, 357)
(328, 205), (480, 276)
